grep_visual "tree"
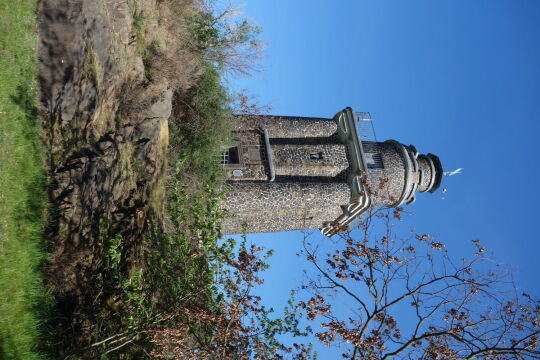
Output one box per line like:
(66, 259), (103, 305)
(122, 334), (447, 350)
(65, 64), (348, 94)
(295, 208), (540, 359)
(146, 232), (313, 360)
(189, 0), (264, 77)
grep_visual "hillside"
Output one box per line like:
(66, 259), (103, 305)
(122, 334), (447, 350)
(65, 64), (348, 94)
(1, 0), (300, 357)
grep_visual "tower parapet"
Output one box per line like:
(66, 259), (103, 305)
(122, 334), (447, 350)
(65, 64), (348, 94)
(220, 108), (443, 236)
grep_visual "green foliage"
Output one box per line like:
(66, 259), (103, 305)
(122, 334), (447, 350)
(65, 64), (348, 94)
(85, 156), (314, 358)
(71, 156), (227, 358)
(169, 1), (265, 180)
(169, 62), (233, 181)
(206, 235), (314, 358)
(96, 231), (150, 335)
(132, 13), (147, 57)
(145, 159), (313, 358)
(0, 0), (53, 359)
(189, 11), (221, 49)
(140, 5), (310, 356)
(104, 234), (122, 273)
(146, 156), (226, 307)
(133, 13), (145, 34)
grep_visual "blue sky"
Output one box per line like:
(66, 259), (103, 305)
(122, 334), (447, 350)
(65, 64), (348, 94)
(228, 0), (540, 356)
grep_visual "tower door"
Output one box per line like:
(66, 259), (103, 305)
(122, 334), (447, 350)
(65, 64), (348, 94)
(222, 130), (270, 181)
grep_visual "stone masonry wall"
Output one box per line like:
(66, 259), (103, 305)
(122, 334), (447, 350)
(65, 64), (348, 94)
(220, 114), (355, 234)
(365, 141), (406, 207)
(220, 181), (350, 234)
(233, 114), (338, 138)
(417, 155), (433, 192)
(272, 143), (348, 177)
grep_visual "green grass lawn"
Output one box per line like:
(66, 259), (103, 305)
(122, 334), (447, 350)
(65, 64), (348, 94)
(0, 0), (52, 358)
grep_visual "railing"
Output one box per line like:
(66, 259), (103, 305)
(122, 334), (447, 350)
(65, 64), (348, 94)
(355, 111), (377, 142)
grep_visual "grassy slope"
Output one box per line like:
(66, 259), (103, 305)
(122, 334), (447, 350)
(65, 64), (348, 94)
(0, 0), (50, 359)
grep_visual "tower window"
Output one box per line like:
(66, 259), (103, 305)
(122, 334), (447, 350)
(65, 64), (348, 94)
(310, 152), (323, 160)
(366, 153), (384, 169)
(220, 147), (240, 165)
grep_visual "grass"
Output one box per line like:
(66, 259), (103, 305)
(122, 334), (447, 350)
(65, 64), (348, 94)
(0, 0), (52, 359)
(132, 13), (148, 57)
(83, 44), (103, 91)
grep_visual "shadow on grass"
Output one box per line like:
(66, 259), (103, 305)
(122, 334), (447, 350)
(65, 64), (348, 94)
(9, 82), (46, 226)
(11, 82), (37, 116)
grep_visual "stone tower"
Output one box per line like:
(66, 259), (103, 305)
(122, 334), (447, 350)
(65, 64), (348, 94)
(220, 107), (443, 236)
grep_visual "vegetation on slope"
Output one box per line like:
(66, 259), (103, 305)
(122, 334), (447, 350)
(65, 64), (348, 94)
(59, 2), (311, 357)
(0, 0), (52, 359)
(1, 0), (311, 358)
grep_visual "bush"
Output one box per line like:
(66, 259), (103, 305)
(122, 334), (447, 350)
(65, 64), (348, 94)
(169, 62), (233, 181)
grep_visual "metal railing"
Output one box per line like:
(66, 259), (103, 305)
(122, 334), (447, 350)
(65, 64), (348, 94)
(355, 112), (377, 142)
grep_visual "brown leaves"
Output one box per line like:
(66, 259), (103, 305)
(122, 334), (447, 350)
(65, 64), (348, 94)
(378, 177), (390, 189)
(472, 239), (486, 256)
(146, 300), (251, 359)
(524, 335), (539, 349)
(393, 207), (403, 220)
(447, 308), (469, 321)
(306, 295), (331, 320)
(429, 241), (445, 250)
(315, 330), (335, 346)
(375, 313), (397, 330)
(416, 234), (429, 242)
(405, 245), (416, 253)
(146, 239), (309, 359)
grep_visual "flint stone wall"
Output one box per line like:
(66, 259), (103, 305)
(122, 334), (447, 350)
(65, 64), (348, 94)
(220, 181), (350, 234)
(233, 114), (338, 138)
(365, 142), (406, 207)
(417, 155), (433, 192)
(272, 143), (348, 178)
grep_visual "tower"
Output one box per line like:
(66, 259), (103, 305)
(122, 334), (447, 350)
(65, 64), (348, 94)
(220, 107), (443, 236)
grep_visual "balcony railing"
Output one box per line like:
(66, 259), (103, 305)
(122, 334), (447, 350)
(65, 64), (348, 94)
(355, 111), (377, 142)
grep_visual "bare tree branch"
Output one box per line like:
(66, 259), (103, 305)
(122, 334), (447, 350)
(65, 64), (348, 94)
(293, 208), (540, 360)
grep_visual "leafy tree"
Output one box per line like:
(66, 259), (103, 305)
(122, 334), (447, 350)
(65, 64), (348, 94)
(294, 209), (540, 359)
(146, 235), (313, 359)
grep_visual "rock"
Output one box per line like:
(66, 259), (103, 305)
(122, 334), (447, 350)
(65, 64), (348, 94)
(40, 0), (170, 302)
(147, 88), (173, 120)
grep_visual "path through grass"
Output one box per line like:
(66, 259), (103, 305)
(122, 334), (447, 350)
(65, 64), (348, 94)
(0, 0), (51, 359)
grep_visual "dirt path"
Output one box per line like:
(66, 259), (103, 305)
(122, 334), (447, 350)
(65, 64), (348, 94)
(38, 0), (170, 312)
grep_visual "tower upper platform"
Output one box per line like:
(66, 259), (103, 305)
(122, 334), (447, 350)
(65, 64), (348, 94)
(321, 108), (443, 236)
